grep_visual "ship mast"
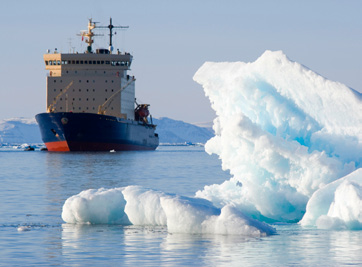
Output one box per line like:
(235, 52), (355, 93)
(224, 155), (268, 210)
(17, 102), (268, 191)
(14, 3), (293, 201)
(79, 18), (101, 53)
(97, 17), (129, 54)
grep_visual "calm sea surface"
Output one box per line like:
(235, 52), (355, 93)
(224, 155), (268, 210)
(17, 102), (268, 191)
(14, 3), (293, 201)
(0, 146), (361, 266)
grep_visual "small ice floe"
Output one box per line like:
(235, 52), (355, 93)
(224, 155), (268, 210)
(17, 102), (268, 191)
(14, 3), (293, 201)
(17, 226), (31, 232)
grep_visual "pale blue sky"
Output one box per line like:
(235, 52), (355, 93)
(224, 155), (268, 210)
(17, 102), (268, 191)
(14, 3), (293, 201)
(0, 0), (361, 123)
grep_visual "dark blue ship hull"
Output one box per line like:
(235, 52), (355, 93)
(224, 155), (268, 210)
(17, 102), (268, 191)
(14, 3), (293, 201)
(35, 112), (159, 151)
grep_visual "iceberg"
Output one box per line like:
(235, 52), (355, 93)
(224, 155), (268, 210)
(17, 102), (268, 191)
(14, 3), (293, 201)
(193, 50), (361, 227)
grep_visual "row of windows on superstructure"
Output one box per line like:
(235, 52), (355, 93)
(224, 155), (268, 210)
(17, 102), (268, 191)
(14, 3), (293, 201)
(54, 97), (110, 101)
(53, 89), (115, 92)
(55, 106), (114, 111)
(54, 79), (115, 83)
(46, 60), (130, 66)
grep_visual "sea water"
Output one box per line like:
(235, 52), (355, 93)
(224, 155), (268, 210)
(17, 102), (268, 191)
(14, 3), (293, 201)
(0, 146), (361, 266)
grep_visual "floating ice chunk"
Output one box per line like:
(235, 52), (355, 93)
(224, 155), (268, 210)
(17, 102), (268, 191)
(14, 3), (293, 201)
(61, 188), (130, 224)
(17, 226), (31, 232)
(193, 50), (361, 223)
(300, 169), (362, 230)
(62, 186), (275, 236)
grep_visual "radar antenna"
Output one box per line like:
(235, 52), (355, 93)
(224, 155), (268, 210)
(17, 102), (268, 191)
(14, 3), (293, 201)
(97, 17), (129, 54)
(78, 18), (103, 53)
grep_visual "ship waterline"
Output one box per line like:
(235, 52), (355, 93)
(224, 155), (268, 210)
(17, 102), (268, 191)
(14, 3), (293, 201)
(36, 112), (159, 152)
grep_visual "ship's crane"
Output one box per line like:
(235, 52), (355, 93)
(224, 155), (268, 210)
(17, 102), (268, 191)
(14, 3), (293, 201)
(96, 17), (129, 53)
(98, 77), (135, 116)
(47, 81), (74, 113)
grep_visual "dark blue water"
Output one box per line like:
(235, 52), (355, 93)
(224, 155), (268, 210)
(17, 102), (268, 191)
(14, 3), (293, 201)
(1, 146), (361, 266)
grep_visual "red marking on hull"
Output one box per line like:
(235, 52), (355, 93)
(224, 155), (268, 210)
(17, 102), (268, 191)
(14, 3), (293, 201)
(45, 141), (70, 152)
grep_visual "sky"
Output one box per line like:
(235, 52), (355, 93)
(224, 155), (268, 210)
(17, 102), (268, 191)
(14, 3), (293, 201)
(0, 0), (361, 123)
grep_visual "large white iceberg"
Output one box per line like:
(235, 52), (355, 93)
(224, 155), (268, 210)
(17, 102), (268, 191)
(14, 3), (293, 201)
(193, 50), (361, 227)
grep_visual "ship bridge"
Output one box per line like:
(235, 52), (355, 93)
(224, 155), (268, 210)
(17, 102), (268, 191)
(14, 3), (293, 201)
(44, 50), (132, 77)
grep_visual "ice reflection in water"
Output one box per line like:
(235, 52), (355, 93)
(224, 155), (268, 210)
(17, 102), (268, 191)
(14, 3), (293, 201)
(60, 223), (362, 266)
